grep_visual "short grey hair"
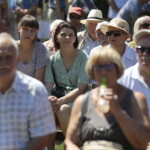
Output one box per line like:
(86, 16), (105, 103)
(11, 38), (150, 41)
(0, 32), (19, 56)
(49, 19), (64, 32)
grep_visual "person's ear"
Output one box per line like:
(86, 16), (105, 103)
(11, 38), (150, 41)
(17, 26), (21, 32)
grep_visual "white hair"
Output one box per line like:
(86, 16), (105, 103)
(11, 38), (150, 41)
(0, 32), (19, 56)
(49, 19), (65, 32)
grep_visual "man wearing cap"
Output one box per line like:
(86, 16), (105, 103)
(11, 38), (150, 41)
(77, 9), (104, 55)
(101, 18), (137, 69)
(68, 7), (85, 32)
(118, 29), (150, 117)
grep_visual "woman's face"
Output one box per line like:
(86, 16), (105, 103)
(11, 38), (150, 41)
(92, 60), (118, 86)
(57, 27), (76, 48)
(18, 26), (37, 41)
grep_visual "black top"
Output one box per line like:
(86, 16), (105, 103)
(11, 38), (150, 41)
(78, 89), (135, 150)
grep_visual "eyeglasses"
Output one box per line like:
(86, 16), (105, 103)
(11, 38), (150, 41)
(139, 23), (150, 29)
(93, 63), (116, 72)
(69, 14), (81, 19)
(97, 33), (105, 38)
(136, 46), (150, 54)
(106, 31), (121, 37)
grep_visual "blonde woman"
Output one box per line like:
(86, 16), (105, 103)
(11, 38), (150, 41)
(65, 47), (150, 150)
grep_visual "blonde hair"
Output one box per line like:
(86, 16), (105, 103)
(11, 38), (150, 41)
(134, 16), (150, 34)
(86, 47), (124, 79)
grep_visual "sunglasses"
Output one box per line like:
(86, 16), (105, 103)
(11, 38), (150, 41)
(136, 46), (150, 54)
(93, 63), (116, 72)
(106, 31), (121, 37)
(69, 15), (81, 19)
(139, 23), (150, 29)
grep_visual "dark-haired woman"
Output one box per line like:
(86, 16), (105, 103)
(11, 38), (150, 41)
(44, 22), (89, 136)
(17, 15), (49, 82)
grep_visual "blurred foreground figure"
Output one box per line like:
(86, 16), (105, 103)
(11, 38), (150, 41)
(0, 32), (56, 150)
(65, 47), (150, 150)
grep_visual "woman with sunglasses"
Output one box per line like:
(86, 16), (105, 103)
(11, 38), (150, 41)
(128, 15), (150, 49)
(100, 18), (137, 69)
(17, 15), (49, 82)
(44, 22), (89, 149)
(65, 47), (150, 150)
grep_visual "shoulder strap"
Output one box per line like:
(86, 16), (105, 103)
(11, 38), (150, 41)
(51, 55), (59, 87)
(79, 92), (89, 126)
(78, 92), (90, 144)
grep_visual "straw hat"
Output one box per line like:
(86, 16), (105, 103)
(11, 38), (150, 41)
(101, 18), (130, 37)
(80, 9), (103, 24)
(134, 29), (150, 44)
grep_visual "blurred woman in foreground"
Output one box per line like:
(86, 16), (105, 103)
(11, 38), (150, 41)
(65, 47), (150, 150)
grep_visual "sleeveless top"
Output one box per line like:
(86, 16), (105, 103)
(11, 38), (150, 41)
(78, 89), (135, 150)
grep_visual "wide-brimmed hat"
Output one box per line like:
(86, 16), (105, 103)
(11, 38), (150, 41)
(80, 9), (103, 24)
(69, 7), (83, 16)
(134, 29), (150, 44)
(101, 18), (130, 37)
(96, 21), (109, 32)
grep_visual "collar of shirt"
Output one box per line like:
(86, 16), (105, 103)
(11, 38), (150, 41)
(9, 71), (32, 93)
(122, 42), (136, 61)
(129, 63), (140, 79)
(82, 33), (99, 55)
(127, 63), (149, 88)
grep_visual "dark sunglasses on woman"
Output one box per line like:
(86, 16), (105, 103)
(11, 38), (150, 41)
(93, 63), (116, 72)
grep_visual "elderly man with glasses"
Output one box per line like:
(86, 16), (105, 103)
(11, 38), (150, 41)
(128, 15), (150, 49)
(100, 18), (137, 69)
(78, 9), (104, 55)
(118, 29), (150, 117)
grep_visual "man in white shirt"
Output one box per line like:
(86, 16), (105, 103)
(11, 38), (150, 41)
(0, 32), (56, 150)
(118, 29), (150, 116)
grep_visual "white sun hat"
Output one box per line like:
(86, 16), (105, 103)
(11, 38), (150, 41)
(80, 9), (103, 24)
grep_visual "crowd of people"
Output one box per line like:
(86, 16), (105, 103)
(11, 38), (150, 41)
(1, 0), (150, 150)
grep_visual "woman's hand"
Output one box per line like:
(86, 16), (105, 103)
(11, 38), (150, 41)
(100, 88), (121, 114)
(48, 96), (65, 112)
(48, 95), (59, 113)
(146, 142), (150, 150)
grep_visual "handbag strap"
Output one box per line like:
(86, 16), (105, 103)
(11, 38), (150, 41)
(51, 54), (73, 90)
(51, 55), (59, 88)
